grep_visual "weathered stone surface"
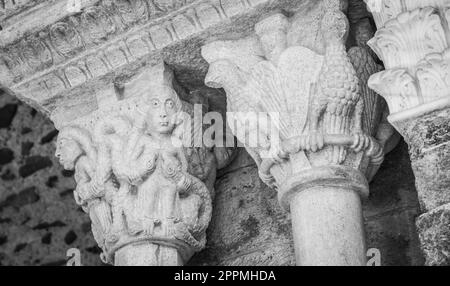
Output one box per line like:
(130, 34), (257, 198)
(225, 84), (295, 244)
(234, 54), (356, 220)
(365, 210), (423, 266)
(0, 89), (104, 266)
(0, 186), (40, 211)
(416, 203), (450, 266)
(40, 129), (58, 145)
(366, 0), (450, 265)
(394, 108), (450, 213)
(364, 141), (424, 266)
(50, 63), (234, 266)
(189, 142), (424, 266)
(0, 0), (314, 117)
(20, 141), (33, 157)
(385, 107), (450, 264)
(0, 148), (14, 165)
(189, 149), (295, 266)
(0, 104), (17, 128)
(0, 0), (433, 267)
(18, 156), (53, 178)
(201, 0), (393, 266)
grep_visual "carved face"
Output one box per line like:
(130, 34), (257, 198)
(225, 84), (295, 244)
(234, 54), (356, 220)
(56, 138), (82, 170)
(145, 88), (180, 135)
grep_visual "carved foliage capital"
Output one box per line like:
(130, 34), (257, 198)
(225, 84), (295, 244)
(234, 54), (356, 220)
(367, 2), (450, 122)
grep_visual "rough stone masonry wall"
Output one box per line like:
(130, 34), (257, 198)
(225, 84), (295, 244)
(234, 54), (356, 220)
(0, 89), (424, 266)
(0, 90), (104, 266)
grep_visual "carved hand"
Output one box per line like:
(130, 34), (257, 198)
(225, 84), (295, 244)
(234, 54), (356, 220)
(351, 132), (371, 153)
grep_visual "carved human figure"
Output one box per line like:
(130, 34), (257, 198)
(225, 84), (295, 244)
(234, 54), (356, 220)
(53, 63), (223, 265)
(93, 115), (137, 241)
(126, 72), (211, 250)
(56, 127), (114, 257)
(88, 66), (213, 259)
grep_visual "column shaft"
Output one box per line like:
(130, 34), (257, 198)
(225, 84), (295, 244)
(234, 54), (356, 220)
(115, 244), (183, 266)
(291, 186), (366, 266)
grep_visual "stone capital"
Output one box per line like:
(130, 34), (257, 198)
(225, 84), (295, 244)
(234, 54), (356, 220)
(53, 62), (234, 265)
(202, 1), (386, 198)
(202, 0), (391, 265)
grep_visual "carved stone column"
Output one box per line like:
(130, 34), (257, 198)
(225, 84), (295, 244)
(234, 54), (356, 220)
(202, 0), (390, 266)
(366, 0), (450, 265)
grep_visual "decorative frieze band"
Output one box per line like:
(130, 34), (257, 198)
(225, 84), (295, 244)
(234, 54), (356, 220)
(0, 0), (268, 108)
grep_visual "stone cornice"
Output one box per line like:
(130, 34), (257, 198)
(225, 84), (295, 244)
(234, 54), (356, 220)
(1, 0), (50, 24)
(0, 0), (310, 115)
(0, 1), (99, 42)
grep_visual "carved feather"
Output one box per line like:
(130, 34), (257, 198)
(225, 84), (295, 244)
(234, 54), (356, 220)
(250, 61), (291, 139)
(348, 46), (383, 136)
(249, 47), (324, 139)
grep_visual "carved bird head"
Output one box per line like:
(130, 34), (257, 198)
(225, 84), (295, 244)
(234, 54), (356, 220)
(320, 10), (349, 45)
(205, 60), (246, 92)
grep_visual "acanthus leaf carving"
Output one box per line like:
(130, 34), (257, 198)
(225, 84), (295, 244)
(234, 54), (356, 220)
(368, 7), (447, 70)
(367, 2), (450, 122)
(368, 68), (420, 114)
(416, 49), (450, 101)
(369, 48), (450, 120)
(365, 0), (450, 27)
